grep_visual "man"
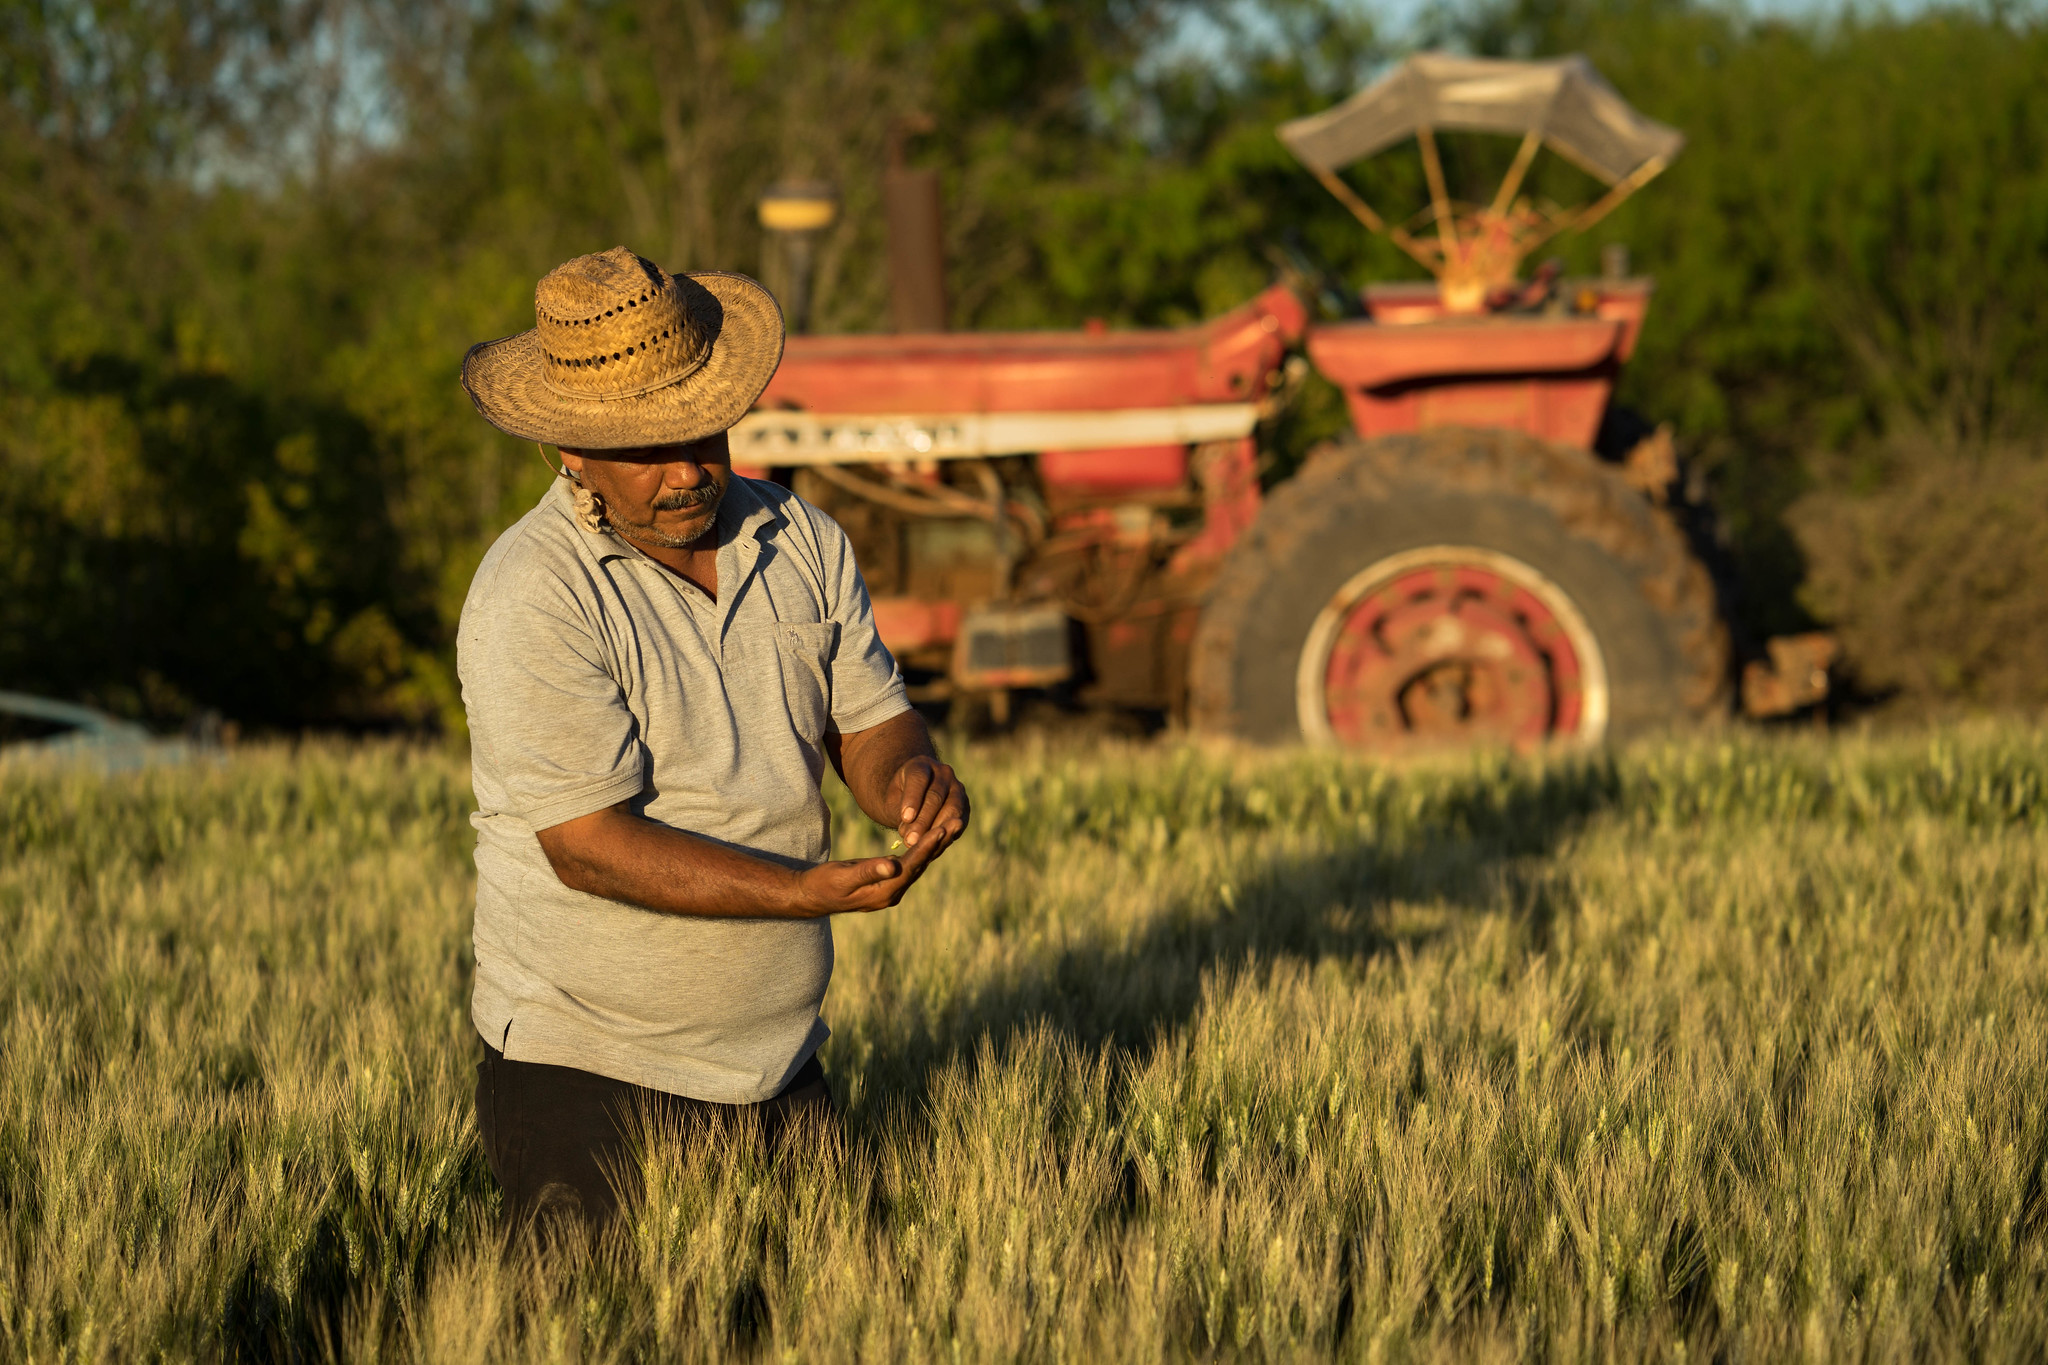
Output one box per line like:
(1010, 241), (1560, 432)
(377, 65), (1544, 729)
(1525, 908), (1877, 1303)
(455, 246), (968, 1227)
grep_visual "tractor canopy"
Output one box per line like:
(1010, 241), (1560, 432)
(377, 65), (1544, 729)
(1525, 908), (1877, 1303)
(1278, 54), (1683, 311)
(1278, 53), (1682, 189)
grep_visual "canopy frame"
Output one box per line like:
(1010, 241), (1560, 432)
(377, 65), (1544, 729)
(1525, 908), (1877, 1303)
(1278, 53), (1683, 311)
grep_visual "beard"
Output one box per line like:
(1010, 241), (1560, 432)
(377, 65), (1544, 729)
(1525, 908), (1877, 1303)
(612, 481), (724, 548)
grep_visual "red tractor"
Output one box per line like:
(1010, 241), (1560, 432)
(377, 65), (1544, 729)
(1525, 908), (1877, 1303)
(733, 53), (1831, 751)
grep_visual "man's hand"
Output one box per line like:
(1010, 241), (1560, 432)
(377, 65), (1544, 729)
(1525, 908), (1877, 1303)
(827, 711), (972, 878)
(793, 751), (970, 914)
(794, 809), (955, 915)
(811, 712), (970, 912)
(789, 748), (967, 916)
(885, 753), (970, 851)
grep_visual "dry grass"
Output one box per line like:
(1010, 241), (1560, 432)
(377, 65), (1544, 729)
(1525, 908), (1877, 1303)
(0, 724), (2044, 1361)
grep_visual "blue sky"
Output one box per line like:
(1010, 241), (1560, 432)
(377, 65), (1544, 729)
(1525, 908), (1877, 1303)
(1162, 0), (1955, 66)
(1360, 0), (1937, 29)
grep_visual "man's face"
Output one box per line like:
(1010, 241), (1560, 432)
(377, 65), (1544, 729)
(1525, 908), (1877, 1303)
(560, 433), (733, 550)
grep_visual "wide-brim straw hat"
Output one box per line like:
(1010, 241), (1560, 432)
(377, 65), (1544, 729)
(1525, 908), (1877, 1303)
(462, 247), (784, 450)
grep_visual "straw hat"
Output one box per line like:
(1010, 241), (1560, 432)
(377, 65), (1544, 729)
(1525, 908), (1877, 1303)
(461, 247), (784, 450)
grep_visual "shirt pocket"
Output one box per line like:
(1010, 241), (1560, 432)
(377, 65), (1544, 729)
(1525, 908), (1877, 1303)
(776, 621), (838, 745)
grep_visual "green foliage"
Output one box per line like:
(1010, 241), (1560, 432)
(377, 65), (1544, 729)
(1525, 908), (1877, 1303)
(3, 0), (2046, 725)
(2, 725), (2047, 1358)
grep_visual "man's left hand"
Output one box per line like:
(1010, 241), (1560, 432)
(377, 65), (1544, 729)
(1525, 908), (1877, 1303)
(885, 754), (970, 851)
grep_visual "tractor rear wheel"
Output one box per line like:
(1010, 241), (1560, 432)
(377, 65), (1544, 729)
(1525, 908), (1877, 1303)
(1190, 428), (1729, 750)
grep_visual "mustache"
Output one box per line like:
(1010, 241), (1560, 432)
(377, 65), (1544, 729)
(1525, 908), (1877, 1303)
(652, 484), (722, 511)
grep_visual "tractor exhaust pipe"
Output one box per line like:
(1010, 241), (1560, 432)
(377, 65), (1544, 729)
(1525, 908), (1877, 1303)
(885, 115), (947, 332)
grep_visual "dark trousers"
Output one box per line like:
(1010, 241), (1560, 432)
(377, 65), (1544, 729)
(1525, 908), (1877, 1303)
(474, 1041), (834, 1228)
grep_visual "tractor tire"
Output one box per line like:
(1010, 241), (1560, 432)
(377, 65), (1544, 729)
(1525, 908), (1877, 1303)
(1189, 428), (1730, 750)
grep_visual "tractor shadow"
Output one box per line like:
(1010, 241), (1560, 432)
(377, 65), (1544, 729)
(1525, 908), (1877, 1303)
(849, 757), (1617, 1124)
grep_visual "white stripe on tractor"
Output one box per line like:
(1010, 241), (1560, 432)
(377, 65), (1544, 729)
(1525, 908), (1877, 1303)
(729, 403), (1260, 465)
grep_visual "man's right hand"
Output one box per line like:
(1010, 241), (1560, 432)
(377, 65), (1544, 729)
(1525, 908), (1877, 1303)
(794, 819), (957, 915)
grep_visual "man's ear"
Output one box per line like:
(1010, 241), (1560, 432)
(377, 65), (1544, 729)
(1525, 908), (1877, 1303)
(558, 448), (587, 476)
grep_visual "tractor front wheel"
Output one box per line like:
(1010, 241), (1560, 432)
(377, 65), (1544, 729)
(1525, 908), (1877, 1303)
(1190, 428), (1729, 751)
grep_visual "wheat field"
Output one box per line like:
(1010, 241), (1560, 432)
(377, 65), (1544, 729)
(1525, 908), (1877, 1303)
(0, 723), (2044, 1362)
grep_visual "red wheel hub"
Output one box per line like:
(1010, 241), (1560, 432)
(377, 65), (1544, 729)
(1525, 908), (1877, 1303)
(1317, 560), (1590, 750)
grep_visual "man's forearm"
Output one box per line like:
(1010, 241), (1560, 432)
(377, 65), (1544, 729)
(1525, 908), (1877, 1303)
(831, 709), (938, 827)
(537, 806), (809, 919)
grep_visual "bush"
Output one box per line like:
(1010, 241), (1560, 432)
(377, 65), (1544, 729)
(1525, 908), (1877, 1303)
(1790, 442), (2048, 707)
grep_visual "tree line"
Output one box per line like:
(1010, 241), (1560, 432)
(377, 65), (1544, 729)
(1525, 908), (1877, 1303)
(2, 0), (2043, 732)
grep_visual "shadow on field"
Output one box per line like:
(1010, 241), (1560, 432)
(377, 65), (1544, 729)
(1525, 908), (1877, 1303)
(858, 759), (1611, 1120)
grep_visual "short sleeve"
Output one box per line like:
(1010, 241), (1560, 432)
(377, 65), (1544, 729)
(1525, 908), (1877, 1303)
(459, 572), (648, 831)
(815, 515), (913, 736)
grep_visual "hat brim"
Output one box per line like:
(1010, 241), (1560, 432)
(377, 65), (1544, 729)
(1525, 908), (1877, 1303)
(461, 271), (785, 450)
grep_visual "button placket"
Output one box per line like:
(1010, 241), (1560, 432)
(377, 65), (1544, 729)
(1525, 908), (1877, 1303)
(716, 537), (764, 659)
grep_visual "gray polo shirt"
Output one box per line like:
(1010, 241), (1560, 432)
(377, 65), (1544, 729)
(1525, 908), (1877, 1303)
(457, 475), (910, 1102)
